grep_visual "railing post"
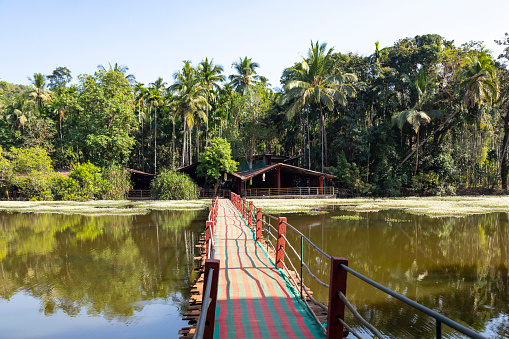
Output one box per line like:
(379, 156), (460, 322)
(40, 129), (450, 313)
(242, 198), (247, 219)
(205, 221), (212, 257)
(276, 217), (287, 269)
(248, 201), (253, 229)
(256, 208), (262, 241)
(326, 257), (348, 339)
(203, 259), (220, 339)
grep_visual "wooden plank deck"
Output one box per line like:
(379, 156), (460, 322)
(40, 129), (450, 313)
(213, 198), (324, 338)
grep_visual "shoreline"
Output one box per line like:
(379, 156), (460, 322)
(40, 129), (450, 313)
(1, 195), (509, 217)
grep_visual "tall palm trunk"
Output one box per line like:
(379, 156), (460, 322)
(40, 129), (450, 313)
(500, 110), (509, 189)
(182, 122), (187, 167)
(172, 119), (175, 169)
(154, 107), (157, 174)
(148, 103), (152, 170)
(196, 121), (201, 159)
(318, 103), (328, 171)
(205, 106), (209, 147)
(189, 128), (192, 165)
(414, 131), (419, 175)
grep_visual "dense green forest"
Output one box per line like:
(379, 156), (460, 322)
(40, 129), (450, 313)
(2, 33), (509, 197)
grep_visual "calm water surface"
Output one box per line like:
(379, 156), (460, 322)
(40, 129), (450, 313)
(2, 208), (508, 338)
(274, 209), (509, 338)
(0, 210), (205, 339)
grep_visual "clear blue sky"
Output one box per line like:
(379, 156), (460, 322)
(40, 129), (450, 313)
(1, 0), (508, 88)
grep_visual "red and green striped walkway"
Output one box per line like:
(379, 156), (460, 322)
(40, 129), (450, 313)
(213, 198), (324, 338)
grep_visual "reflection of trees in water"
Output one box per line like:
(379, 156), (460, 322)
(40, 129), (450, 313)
(0, 210), (204, 320)
(284, 211), (509, 337)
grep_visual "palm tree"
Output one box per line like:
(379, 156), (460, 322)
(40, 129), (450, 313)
(369, 41), (389, 67)
(169, 61), (210, 166)
(395, 50), (499, 171)
(28, 73), (52, 108)
(6, 96), (35, 132)
(229, 57), (266, 96)
(393, 67), (436, 174)
(149, 78), (167, 174)
(198, 58), (225, 146)
(280, 41), (357, 171)
(134, 83), (147, 170)
(456, 50), (499, 109)
(97, 63), (136, 84)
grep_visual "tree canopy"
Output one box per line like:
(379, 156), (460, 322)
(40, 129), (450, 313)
(3, 33), (509, 198)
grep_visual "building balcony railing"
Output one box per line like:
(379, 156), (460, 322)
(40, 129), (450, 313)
(245, 186), (335, 197)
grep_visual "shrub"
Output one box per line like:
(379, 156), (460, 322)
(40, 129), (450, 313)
(9, 147), (53, 174)
(14, 172), (56, 201)
(100, 166), (132, 200)
(151, 170), (198, 200)
(6, 147), (56, 200)
(52, 175), (82, 201)
(68, 162), (103, 200)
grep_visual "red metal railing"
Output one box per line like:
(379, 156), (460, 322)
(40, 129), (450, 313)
(229, 192), (486, 339)
(195, 197), (220, 339)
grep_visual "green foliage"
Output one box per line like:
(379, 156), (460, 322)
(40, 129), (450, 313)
(197, 138), (238, 184)
(54, 164), (132, 201)
(52, 175), (82, 201)
(151, 170), (199, 200)
(68, 162), (103, 200)
(326, 151), (373, 195)
(68, 70), (138, 167)
(100, 166), (132, 200)
(13, 171), (56, 201)
(9, 147), (53, 174)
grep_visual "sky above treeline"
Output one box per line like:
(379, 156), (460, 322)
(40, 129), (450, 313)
(1, 0), (509, 88)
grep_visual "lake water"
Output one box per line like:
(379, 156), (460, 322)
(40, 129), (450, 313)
(0, 211), (205, 339)
(273, 209), (509, 338)
(1, 208), (508, 338)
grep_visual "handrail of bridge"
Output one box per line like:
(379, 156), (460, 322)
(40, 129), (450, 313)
(195, 197), (220, 339)
(229, 192), (487, 339)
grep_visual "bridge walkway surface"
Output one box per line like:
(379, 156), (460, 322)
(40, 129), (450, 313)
(213, 198), (324, 338)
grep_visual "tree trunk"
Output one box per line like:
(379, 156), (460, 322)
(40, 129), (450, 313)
(395, 110), (459, 171)
(182, 122), (187, 167)
(414, 131), (419, 175)
(196, 121), (200, 160)
(172, 120), (175, 170)
(154, 107), (157, 174)
(205, 106), (209, 147)
(189, 127), (192, 165)
(500, 111), (509, 190)
(318, 103), (328, 171)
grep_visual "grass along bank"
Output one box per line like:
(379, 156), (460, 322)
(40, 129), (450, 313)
(1, 196), (509, 217)
(252, 196), (509, 217)
(0, 200), (211, 215)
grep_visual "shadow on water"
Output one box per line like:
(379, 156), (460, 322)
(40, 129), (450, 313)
(279, 210), (509, 338)
(0, 209), (207, 338)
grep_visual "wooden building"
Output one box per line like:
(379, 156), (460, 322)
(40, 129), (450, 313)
(178, 154), (336, 198)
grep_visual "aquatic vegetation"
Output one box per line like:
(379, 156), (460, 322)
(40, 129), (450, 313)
(331, 215), (364, 220)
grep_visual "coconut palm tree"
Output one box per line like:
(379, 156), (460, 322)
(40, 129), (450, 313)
(198, 57), (225, 146)
(392, 67), (437, 174)
(149, 78), (167, 173)
(457, 50), (499, 109)
(169, 61), (210, 166)
(28, 73), (52, 108)
(97, 63), (136, 84)
(395, 49), (499, 171)
(229, 57), (266, 96)
(134, 83), (147, 170)
(6, 96), (35, 132)
(280, 41), (357, 171)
